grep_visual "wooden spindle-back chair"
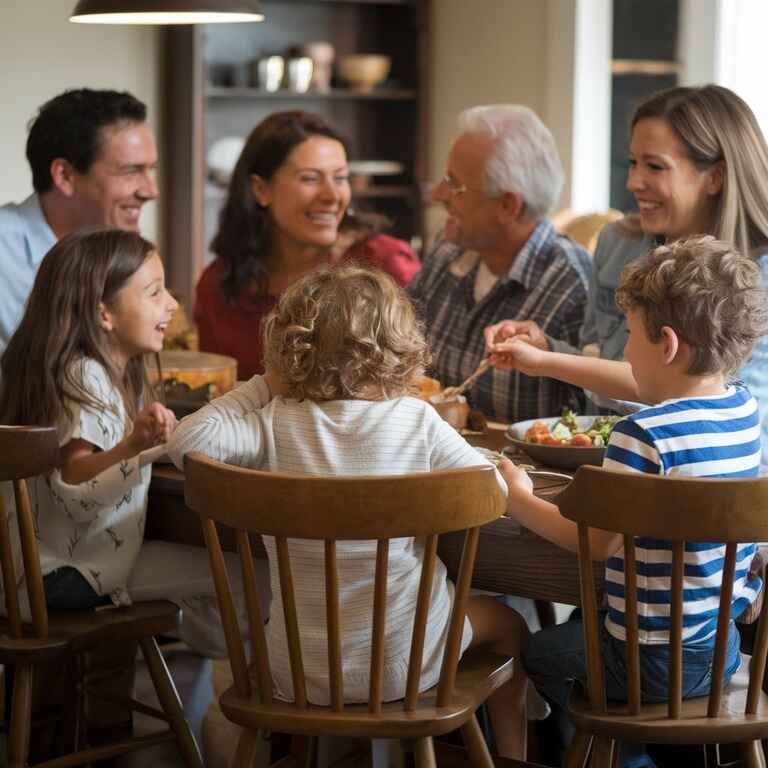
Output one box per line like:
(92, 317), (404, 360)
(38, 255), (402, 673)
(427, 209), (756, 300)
(0, 426), (203, 768)
(556, 465), (768, 768)
(183, 452), (512, 768)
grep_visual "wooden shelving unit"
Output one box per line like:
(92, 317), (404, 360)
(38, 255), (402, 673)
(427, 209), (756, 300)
(162, 0), (430, 303)
(205, 86), (418, 100)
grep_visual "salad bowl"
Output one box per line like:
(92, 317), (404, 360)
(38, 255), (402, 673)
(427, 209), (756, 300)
(506, 415), (612, 470)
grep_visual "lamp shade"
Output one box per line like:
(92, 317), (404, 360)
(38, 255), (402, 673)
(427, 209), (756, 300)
(70, 0), (264, 24)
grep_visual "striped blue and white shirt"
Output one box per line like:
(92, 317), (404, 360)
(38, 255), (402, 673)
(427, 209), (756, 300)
(602, 384), (762, 646)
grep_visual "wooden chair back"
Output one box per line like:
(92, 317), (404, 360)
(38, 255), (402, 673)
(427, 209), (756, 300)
(183, 452), (505, 713)
(556, 465), (768, 720)
(0, 426), (60, 640)
(551, 208), (623, 253)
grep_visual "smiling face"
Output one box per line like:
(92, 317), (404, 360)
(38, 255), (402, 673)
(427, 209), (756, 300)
(101, 252), (177, 369)
(432, 131), (501, 249)
(69, 120), (159, 231)
(627, 118), (721, 241)
(252, 135), (351, 252)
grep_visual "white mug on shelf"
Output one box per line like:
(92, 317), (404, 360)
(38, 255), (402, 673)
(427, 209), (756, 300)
(287, 56), (313, 93)
(256, 56), (284, 92)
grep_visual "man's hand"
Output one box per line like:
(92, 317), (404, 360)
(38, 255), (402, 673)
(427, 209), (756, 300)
(488, 337), (545, 377)
(484, 319), (550, 354)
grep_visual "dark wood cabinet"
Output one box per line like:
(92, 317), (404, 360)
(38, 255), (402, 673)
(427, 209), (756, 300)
(162, 0), (430, 303)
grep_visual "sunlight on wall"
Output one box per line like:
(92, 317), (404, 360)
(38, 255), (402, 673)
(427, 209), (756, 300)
(716, 0), (768, 135)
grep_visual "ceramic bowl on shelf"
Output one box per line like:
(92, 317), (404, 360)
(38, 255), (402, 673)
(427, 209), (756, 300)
(207, 136), (245, 185)
(348, 160), (404, 192)
(338, 54), (391, 92)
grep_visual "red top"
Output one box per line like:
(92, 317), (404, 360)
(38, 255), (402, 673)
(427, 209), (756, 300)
(194, 234), (420, 380)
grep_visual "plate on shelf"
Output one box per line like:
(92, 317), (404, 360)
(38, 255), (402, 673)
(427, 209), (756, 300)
(349, 160), (404, 176)
(207, 136), (245, 185)
(506, 416), (605, 470)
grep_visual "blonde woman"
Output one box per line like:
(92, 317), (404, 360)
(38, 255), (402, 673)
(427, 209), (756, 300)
(485, 84), (768, 459)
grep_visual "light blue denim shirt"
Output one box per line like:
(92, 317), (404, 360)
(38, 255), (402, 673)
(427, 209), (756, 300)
(557, 221), (768, 463)
(0, 194), (56, 355)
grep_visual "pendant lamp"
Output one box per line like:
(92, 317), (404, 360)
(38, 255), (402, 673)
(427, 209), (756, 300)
(70, 0), (264, 24)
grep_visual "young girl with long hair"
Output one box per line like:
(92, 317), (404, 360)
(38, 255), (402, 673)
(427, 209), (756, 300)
(170, 264), (529, 759)
(0, 229), (248, 656)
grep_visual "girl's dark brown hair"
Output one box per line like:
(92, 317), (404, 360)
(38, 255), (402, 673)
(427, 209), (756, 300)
(210, 110), (349, 304)
(0, 228), (156, 427)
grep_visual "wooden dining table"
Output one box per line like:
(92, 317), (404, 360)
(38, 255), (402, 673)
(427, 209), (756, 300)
(145, 423), (604, 607)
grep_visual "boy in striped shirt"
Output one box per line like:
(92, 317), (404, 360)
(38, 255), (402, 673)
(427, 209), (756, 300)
(491, 236), (768, 767)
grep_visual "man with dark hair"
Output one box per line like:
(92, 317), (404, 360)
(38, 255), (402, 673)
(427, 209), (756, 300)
(0, 88), (159, 352)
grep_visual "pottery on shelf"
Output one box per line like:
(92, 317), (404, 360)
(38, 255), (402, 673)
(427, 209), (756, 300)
(302, 41), (334, 92)
(337, 54), (391, 92)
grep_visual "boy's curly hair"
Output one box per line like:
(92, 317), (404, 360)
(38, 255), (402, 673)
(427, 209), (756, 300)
(262, 265), (431, 401)
(616, 236), (768, 376)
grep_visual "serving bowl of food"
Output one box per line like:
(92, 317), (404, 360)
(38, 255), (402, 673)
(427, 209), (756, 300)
(414, 375), (471, 429)
(505, 411), (621, 469)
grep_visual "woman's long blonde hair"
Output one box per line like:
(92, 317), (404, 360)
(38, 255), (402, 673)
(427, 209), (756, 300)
(0, 229), (156, 427)
(630, 85), (768, 258)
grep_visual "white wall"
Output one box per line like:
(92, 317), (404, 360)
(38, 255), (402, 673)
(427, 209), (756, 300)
(427, 0), (608, 242)
(0, 0), (162, 243)
(428, 0), (549, 183)
(426, 0), (549, 241)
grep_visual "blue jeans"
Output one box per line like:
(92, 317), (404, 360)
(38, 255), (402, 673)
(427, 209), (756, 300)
(43, 566), (112, 611)
(522, 613), (742, 768)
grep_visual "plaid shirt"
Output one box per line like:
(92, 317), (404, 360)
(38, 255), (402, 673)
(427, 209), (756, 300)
(409, 220), (592, 423)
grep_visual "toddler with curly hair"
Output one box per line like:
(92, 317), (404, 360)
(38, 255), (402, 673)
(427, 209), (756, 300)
(169, 265), (530, 758)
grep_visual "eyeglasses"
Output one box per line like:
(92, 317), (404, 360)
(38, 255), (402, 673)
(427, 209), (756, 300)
(441, 173), (468, 197)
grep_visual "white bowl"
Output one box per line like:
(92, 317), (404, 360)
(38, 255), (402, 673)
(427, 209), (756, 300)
(349, 160), (404, 176)
(506, 416), (606, 470)
(207, 136), (245, 185)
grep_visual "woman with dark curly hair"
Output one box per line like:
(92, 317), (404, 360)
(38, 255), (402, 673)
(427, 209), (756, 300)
(172, 265), (529, 759)
(195, 110), (419, 379)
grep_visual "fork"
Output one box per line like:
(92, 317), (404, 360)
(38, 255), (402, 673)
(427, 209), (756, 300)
(441, 358), (492, 399)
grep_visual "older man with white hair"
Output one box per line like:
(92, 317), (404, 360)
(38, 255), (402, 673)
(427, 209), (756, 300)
(410, 105), (591, 423)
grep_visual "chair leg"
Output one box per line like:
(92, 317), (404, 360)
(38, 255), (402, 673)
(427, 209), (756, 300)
(7, 663), (33, 768)
(460, 712), (494, 767)
(564, 730), (592, 768)
(139, 636), (204, 768)
(233, 728), (267, 768)
(290, 734), (317, 768)
(741, 740), (767, 768)
(413, 736), (436, 768)
(591, 735), (614, 768)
